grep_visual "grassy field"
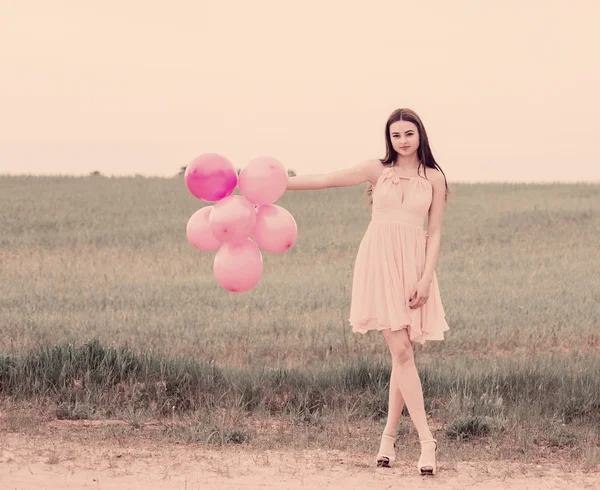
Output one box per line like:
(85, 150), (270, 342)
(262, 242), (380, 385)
(0, 174), (599, 467)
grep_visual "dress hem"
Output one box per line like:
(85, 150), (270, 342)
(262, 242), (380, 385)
(348, 317), (449, 345)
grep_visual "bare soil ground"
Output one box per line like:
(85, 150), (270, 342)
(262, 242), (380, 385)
(1, 418), (599, 490)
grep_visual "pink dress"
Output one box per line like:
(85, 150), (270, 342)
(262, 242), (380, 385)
(348, 165), (450, 344)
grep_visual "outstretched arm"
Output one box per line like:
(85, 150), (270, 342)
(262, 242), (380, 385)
(286, 173), (328, 190)
(287, 160), (378, 190)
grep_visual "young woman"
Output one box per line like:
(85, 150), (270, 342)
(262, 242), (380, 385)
(286, 108), (451, 475)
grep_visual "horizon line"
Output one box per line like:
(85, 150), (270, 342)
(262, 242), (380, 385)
(0, 172), (597, 185)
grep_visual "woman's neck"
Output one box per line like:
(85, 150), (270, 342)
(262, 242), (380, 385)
(393, 157), (421, 170)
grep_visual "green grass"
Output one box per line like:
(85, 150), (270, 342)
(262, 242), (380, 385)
(1, 340), (598, 422)
(0, 174), (599, 464)
(0, 175), (597, 366)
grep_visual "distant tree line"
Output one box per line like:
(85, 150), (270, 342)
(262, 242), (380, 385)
(90, 168), (298, 178)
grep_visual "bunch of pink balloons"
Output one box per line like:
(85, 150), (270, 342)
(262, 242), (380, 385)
(185, 153), (297, 293)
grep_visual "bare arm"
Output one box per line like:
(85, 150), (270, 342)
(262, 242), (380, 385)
(286, 173), (329, 190)
(287, 160), (378, 190)
(421, 170), (447, 283)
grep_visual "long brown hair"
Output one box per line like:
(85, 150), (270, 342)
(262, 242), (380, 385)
(365, 108), (452, 207)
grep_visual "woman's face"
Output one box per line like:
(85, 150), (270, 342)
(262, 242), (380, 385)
(389, 120), (420, 158)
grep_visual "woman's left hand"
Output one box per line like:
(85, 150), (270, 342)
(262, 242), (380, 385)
(409, 278), (431, 309)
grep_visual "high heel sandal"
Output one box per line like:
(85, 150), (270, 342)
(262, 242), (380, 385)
(417, 438), (437, 475)
(376, 434), (396, 468)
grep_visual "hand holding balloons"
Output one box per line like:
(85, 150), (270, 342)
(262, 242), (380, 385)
(185, 153), (297, 293)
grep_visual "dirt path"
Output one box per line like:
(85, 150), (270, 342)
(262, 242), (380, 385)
(1, 431), (599, 490)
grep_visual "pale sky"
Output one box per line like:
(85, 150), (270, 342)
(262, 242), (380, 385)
(1, 0), (599, 183)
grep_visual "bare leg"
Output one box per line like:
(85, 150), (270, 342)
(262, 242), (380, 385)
(376, 367), (405, 463)
(384, 366), (405, 435)
(381, 328), (435, 471)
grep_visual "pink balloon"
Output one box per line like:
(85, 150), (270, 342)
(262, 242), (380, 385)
(213, 239), (263, 293)
(239, 156), (288, 205)
(209, 195), (257, 244)
(185, 153), (238, 202)
(186, 206), (221, 251)
(252, 204), (298, 253)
